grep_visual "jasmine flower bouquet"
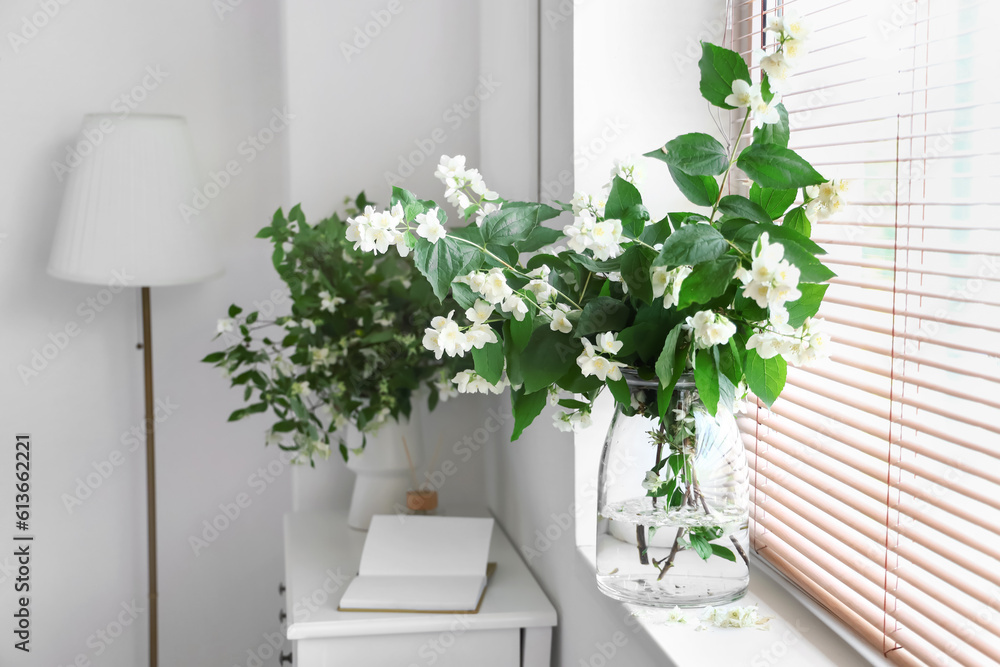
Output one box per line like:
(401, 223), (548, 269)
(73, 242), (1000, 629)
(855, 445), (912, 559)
(344, 31), (840, 441)
(203, 194), (465, 463)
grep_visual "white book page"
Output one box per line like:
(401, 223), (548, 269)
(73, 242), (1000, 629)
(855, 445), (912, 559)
(358, 515), (494, 577)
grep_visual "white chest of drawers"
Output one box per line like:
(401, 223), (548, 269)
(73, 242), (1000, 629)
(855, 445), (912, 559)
(283, 510), (557, 667)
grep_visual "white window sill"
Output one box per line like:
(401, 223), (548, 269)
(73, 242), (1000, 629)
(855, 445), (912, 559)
(575, 545), (891, 667)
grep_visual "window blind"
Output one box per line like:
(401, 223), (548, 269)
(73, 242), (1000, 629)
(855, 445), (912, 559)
(731, 1), (1000, 665)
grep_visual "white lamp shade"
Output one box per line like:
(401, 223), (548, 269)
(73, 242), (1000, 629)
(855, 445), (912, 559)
(48, 114), (224, 286)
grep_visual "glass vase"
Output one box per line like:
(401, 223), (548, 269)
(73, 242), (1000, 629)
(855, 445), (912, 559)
(596, 371), (750, 606)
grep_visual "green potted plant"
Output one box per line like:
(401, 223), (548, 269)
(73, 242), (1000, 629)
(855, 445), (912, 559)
(342, 29), (842, 604)
(204, 195), (466, 529)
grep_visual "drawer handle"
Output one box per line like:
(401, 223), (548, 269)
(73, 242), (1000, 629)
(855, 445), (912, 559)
(280, 651), (293, 664)
(279, 582), (286, 596)
(279, 609), (287, 623)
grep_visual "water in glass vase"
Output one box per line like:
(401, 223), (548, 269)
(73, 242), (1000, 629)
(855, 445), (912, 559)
(596, 372), (750, 607)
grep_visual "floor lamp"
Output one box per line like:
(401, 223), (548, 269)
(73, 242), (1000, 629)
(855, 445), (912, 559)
(48, 114), (223, 667)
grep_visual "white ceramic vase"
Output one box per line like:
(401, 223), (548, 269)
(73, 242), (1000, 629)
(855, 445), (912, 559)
(346, 412), (423, 530)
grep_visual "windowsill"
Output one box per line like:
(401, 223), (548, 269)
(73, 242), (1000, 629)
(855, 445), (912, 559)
(575, 545), (892, 667)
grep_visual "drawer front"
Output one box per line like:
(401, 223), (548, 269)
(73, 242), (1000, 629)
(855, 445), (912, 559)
(297, 627), (520, 667)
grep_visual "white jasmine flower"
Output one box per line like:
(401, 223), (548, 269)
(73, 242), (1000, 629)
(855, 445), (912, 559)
(724, 79), (759, 108)
(650, 265), (692, 309)
(301, 319), (317, 334)
(453, 370), (507, 395)
(750, 92), (783, 128)
(501, 294), (529, 321)
(481, 268), (514, 304)
(564, 210), (597, 254)
(466, 323), (499, 349)
(319, 291), (346, 313)
(465, 299), (494, 325)
(309, 346), (331, 369)
(422, 311), (470, 359)
(589, 218), (624, 260)
(216, 318), (235, 334)
(292, 381), (311, 396)
(547, 303), (574, 334)
(596, 332), (623, 355)
(685, 310), (737, 348)
(663, 607), (692, 624)
(782, 38), (809, 64)
(576, 342), (626, 381)
(610, 155), (644, 185)
(781, 10), (811, 40)
(553, 412), (574, 432)
(434, 154), (467, 182)
(415, 207), (447, 243)
(641, 471), (660, 491)
(701, 605), (771, 629)
(570, 191), (596, 215)
(527, 278), (555, 303)
(475, 201), (501, 227)
(760, 51), (791, 91)
(434, 369), (460, 402)
(553, 410), (593, 432)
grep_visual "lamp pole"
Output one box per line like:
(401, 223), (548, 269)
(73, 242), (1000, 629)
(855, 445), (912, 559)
(141, 286), (159, 667)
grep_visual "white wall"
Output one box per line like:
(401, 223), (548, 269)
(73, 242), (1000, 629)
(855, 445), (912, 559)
(283, 1), (492, 515)
(0, 1), (291, 665)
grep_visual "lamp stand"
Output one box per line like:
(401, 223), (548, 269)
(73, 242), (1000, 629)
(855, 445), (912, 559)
(140, 286), (159, 667)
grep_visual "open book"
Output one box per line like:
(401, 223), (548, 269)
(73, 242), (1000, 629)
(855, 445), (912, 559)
(339, 515), (495, 613)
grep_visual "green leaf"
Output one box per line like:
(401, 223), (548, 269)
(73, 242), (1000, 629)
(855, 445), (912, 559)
(694, 347), (720, 417)
(228, 304), (243, 317)
(391, 186), (424, 220)
(201, 351), (225, 364)
(744, 349), (787, 408)
(472, 340), (505, 385)
(558, 398), (589, 410)
(668, 166), (719, 207)
(689, 533), (713, 560)
(638, 216), (673, 246)
(607, 374), (630, 406)
(510, 307), (535, 351)
(711, 544), (737, 562)
(414, 236), (481, 301)
(785, 283), (829, 327)
(573, 297), (632, 336)
(516, 225), (562, 253)
(646, 133), (729, 176)
(752, 103), (789, 148)
(749, 183), (797, 220)
(783, 206), (812, 237)
(654, 324), (684, 392)
(450, 282), (479, 310)
(503, 320), (523, 387)
(737, 144), (825, 190)
(718, 195), (772, 225)
(619, 245), (656, 305)
(778, 240), (837, 283)
(605, 176), (642, 221)
(520, 326), (581, 394)
(698, 42), (751, 109)
(677, 256), (739, 309)
(449, 221), (484, 246)
(654, 224), (727, 268)
(732, 222), (827, 257)
(511, 387), (548, 441)
(481, 203), (561, 246)
(255, 226), (273, 239)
